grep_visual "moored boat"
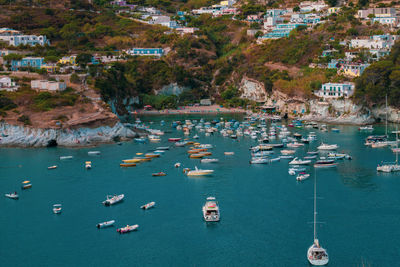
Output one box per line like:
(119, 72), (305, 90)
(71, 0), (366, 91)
(60, 156), (73, 160)
(224, 152), (234, 155)
(140, 201), (155, 210)
(48, 165), (57, 170)
(314, 159), (337, 168)
(168, 138), (182, 142)
(317, 143), (338, 150)
(117, 224), (139, 234)
(97, 220), (115, 229)
(85, 161), (92, 169)
(152, 172), (166, 176)
(102, 194), (124, 206)
(200, 158), (219, 163)
(202, 197), (220, 222)
(296, 172), (310, 181)
(5, 192), (18, 199)
(21, 181), (32, 189)
(120, 163), (136, 167)
(88, 151), (101, 155)
(53, 204), (62, 214)
(187, 166), (214, 176)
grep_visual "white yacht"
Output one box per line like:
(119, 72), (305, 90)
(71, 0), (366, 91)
(307, 171), (329, 266)
(377, 129), (400, 173)
(202, 197), (220, 222)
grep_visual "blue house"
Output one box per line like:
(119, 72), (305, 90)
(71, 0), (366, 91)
(126, 48), (164, 57)
(10, 57), (44, 71)
(260, 24), (307, 40)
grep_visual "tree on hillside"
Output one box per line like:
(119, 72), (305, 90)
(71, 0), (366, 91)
(326, 0), (337, 7)
(76, 53), (93, 68)
(358, 0), (369, 7)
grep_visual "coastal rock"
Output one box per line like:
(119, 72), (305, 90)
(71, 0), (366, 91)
(0, 122), (139, 147)
(239, 77), (267, 102)
(371, 105), (400, 123)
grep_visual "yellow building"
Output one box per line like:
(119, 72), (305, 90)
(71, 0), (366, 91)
(220, 0), (229, 6)
(328, 7), (341, 14)
(58, 55), (77, 65)
(41, 65), (58, 73)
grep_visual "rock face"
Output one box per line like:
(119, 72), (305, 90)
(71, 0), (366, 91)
(239, 77), (267, 102)
(263, 91), (375, 125)
(371, 105), (400, 123)
(157, 83), (189, 96)
(0, 122), (139, 147)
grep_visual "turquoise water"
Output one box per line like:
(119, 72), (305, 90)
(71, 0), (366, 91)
(1, 115), (400, 266)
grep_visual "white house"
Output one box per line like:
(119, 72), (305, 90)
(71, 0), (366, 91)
(357, 8), (396, 19)
(349, 35), (399, 49)
(0, 77), (18, 91)
(299, 1), (327, 13)
(314, 82), (355, 99)
(372, 16), (400, 27)
(31, 80), (66, 92)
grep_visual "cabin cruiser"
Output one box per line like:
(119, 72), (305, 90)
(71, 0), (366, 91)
(102, 194), (124, 206)
(317, 143), (338, 150)
(377, 163), (400, 173)
(202, 197), (220, 222)
(250, 157), (269, 164)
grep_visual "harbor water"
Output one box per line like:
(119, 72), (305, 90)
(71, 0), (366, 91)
(1, 115), (400, 266)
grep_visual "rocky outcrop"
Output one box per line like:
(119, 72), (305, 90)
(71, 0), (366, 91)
(239, 77), (267, 102)
(156, 83), (189, 96)
(371, 105), (400, 123)
(0, 122), (139, 147)
(263, 90), (375, 125)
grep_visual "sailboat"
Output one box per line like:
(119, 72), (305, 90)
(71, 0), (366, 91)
(377, 128), (400, 173)
(307, 171), (329, 266)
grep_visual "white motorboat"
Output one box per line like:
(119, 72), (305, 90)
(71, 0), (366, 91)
(269, 157), (280, 162)
(281, 149), (296, 155)
(359, 125), (373, 131)
(201, 158), (219, 163)
(289, 157), (311, 165)
(88, 151), (101, 155)
(193, 135), (199, 139)
(307, 170), (329, 266)
(314, 159), (337, 168)
(140, 201), (155, 210)
(377, 129), (400, 173)
(250, 157), (269, 164)
(97, 220), (115, 229)
(102, 194), (125, 206)
(304, 155), (317, 160)
(224, 152), (234, 155)
(317, 143), (338, 150)
(187, 167), (214, 176)
(280, 155), (295, 159)
(53, 204), (62, 214)
(198, 144), (213, 149)
(5, 192), (18, 199)
(85, 161), (92, 169)
(48, 165), (57, 170)
(117, 224), (139, 234)
(156, 146), (170, 150)
(202, 197), (220, 222)
(286, 142), (304, 148)
(60, 156), (73, 160)
(296, 173), (310, 181)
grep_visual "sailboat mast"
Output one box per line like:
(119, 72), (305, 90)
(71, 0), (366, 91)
(314, 170), (317, 241)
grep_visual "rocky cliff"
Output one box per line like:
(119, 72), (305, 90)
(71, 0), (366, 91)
(0, 122), (139, 147)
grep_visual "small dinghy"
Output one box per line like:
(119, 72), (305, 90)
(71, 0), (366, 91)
(5, 192), (18, 199)
(174, 162), (181, 168)
(224, 152), (234, 155)
(53, 204), (62, 214)
(120, 163), (136, 167)
(85, 161), (92, 169)
(88, 151), (101, 155)
(117, 224), (139, 234)
(140, 201), (155, 210)
(48, 165), (57, 170)
(296, 173), (310, 181)
(152, 172), (166, 176)
(97, 220), (115, 229)
(21, 181), (32, 190)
